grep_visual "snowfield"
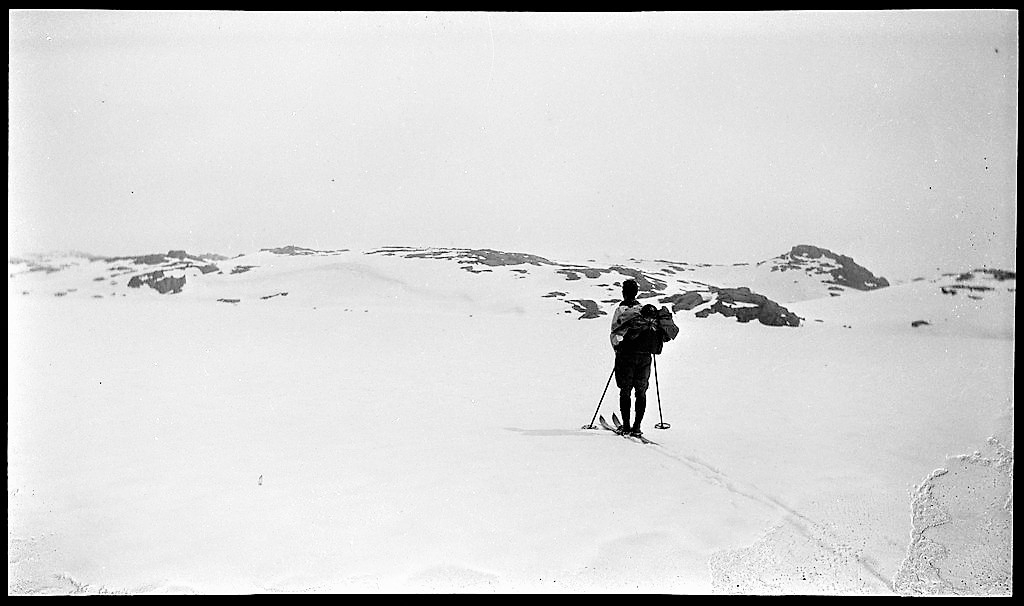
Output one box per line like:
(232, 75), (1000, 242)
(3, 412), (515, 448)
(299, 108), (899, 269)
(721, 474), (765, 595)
(7, 249), (1014, 594)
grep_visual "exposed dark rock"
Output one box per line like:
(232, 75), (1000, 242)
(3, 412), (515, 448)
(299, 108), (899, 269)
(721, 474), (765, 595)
(552, 266), (605, 279)
(133, 254), (168, 265)
(260, 292), (289, 300)
(380, 247), (555, 267)
(230, 265), (257, 275)
(610, 266), (667, 293)
(694, 287), (800, 327)
(784, 245), (889, 290)
(911, 320), (931, 327)
(950, 268), (1015, 282)
(128, 270), (186, 294)
(757, 299), (802, 327)
(659, 291), (705, 311)
(466, 249), (555, 267)
(979, 269), (1015, 281)
(164, 249), (227, 262)
(566, 299), (605, 319)
(19, 262), (65, 274)
(943, 283), (995, 294)
(217, 298), (240, 304)
(261, 245), (349, 256)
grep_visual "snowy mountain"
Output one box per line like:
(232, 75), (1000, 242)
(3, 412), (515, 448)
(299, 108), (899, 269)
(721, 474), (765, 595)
(10, 242), (1014, 336)
(8, 243), (1014, 595)
(9, 243), (924, 329)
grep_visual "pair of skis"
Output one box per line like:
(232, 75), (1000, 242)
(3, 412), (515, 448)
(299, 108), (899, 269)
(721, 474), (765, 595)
(598, 413), (658, 445)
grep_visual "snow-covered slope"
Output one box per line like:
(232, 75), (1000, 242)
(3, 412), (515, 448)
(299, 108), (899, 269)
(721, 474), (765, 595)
(7, 245), (1014, 595)
(790, 268), (1015, 339)
(9, 243), (897, 327)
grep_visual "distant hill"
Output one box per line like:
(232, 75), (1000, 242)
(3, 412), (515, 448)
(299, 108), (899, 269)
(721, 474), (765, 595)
(11, 243), (1006, 333)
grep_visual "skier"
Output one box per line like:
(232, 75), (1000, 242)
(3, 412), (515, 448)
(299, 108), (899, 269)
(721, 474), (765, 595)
(609, 278), (678, 437)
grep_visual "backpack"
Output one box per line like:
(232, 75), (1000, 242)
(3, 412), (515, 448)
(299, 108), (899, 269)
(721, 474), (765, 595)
(615, 304), (679, 354)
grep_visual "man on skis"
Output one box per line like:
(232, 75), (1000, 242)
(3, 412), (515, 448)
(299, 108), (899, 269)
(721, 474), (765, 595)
(609, 278), (678, 437)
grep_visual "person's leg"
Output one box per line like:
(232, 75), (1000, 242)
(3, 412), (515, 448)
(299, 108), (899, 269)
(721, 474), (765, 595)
(614, 351), (635, 431)
(631, 354), (653, 434)
(618, 387), (632, 431)
(633, 388), (646, 432)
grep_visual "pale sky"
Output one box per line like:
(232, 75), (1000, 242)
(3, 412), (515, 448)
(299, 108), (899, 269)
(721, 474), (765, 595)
(8, 10), (1018, 279)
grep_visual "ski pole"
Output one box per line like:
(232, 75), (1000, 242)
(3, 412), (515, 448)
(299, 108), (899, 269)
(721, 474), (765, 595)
(653, 354), (670, 429)
(582, 367), (615, 429)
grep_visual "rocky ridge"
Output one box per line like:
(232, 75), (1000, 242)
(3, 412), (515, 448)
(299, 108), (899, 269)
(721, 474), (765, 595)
(7, 244), (924, 329)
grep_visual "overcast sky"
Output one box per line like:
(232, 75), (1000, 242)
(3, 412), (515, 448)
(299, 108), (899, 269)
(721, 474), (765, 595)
(8, 10), (1018, 279)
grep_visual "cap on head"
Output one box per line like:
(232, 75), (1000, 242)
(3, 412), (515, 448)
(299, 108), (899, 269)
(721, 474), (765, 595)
(622, 279), (639, 300)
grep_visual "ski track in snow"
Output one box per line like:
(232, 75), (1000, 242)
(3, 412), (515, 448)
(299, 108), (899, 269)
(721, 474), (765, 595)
(697, 435), (1014, 596)
(607, 434), (895, 593)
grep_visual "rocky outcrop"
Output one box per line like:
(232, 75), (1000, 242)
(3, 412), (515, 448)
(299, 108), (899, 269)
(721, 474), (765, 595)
(784, 245), (889, 290)
(261, 245), (349, 256)
(132, 254), (169, 265)
(115, 251), (221, 276)
(659, 291), (706, 311)
(565, 299), (605, 319)
(465, 249), (555, 267)
(695, 287), (801, 327)
(938, 268), (1015, 298)
(555, 267), (605, 280)
(609, 266), (667, 294)
(127, 270), (186, 294)
(372, 247), (555, 268)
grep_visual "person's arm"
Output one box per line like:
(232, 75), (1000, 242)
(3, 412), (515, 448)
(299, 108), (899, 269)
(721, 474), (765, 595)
(610, 306), (641, 349)
(610, 306), (625, 349)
